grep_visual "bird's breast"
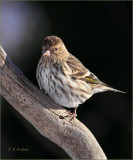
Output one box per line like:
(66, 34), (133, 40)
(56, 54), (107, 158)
(37, 65), (93, 108)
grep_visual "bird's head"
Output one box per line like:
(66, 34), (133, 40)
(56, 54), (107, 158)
(42, 35), (69, 61)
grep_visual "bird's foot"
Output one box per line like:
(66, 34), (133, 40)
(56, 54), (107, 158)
(64, 110), (77, 121)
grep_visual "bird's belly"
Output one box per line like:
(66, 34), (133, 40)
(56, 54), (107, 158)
(38, 69), (92, 108)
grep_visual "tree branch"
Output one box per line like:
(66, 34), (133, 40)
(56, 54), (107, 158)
(0, 45), (107, 159)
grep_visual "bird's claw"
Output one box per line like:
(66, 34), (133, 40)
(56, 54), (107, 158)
(64, 110), (77, 121)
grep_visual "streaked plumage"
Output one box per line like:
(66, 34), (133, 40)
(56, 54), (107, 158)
(36, 35), (124, 118)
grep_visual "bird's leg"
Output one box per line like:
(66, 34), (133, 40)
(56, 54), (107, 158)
(73, 105), (77, 116)
(69, 105), (77, 121)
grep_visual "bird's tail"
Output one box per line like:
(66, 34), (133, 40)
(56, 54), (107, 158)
(100, 85), (126, 93)
(93, 83), (126, 94)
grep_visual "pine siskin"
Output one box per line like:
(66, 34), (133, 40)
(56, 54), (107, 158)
(36, 35), (125, 119)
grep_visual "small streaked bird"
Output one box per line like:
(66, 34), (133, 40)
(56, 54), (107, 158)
(36, 35), (125, 120)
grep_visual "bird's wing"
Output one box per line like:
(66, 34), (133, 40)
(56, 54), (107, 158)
(81, 72), (101, 84)
(66, 54), (89, 77)
(66, 54), (125, 93)
(66, 54), (101, 84)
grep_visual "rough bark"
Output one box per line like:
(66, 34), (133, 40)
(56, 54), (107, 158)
(0, 45), (107, 159)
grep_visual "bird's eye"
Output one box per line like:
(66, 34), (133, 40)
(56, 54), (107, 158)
(55, 48), (58, 51)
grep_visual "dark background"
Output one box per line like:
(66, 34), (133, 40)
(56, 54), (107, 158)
(1, 1), (132, 159)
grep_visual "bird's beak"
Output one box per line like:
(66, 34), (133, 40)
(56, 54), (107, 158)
(42, 50), (50, 56)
